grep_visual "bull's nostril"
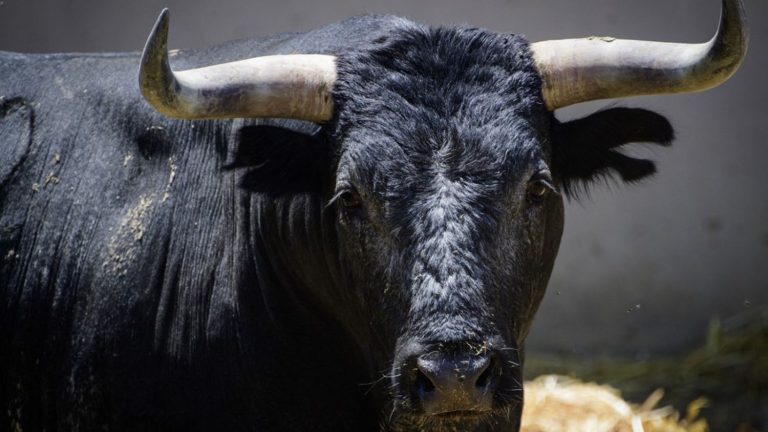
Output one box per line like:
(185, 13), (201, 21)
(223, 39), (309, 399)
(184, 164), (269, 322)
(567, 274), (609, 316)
(414, 368), (435, 394)
(405, 348), (503, 415)
(474, 358), (494, 389)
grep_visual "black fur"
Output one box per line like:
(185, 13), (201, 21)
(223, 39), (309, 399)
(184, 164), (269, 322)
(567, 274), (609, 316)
(0, 14), (672, 432)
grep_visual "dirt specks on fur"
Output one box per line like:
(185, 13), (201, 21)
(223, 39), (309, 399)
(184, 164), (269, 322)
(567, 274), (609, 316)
(44, 171), (59, 186)
(104, 194), (155, 275)
(162, 157), (177, 203)
(127, 196), (153, 242)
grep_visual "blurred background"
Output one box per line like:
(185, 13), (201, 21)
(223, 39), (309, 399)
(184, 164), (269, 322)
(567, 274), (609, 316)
(1, 0), (766, 428)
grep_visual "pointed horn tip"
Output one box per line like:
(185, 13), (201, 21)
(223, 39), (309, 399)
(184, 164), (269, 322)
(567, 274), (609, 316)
(144, 9), (170, 59)
(154, 8), (170, 31)
(733, 0), (749, 49)
(139, 8), (174, 114)
(716, 0), (748, 78)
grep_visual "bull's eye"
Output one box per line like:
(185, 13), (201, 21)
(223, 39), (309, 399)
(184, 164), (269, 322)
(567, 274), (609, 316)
(329, 185), (364, 218)
(337, 189), (361, 209)
(340, 191), (361, 208)
(528, 182), (548, 199)
(526, 178), (556, 204)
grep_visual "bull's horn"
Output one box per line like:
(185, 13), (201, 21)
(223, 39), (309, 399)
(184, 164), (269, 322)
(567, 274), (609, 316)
(139, 9), (337, 123)
(531, 0), (748, 111)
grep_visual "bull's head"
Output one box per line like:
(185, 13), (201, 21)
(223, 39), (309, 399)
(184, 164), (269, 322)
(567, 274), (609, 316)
(139, 1), (747, 430)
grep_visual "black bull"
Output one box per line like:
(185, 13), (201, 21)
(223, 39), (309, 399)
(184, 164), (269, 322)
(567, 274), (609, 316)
(0, 12), (735, 432)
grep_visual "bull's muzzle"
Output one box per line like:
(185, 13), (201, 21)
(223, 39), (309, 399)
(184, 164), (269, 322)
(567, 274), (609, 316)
(396, 341), (521, 417)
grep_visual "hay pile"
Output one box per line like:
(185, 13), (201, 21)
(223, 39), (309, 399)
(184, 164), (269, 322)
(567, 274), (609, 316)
(521, 375), (708, 432)
(523, 307), (768, 431)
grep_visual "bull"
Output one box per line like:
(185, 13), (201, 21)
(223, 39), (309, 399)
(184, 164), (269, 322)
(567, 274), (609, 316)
(0, 0), (747, 431)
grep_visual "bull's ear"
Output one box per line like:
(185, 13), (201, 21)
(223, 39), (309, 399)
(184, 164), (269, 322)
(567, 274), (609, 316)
(553, 107), (674, 198)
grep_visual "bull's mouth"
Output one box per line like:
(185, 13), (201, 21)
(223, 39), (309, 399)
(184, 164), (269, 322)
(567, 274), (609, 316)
(388, 406), (519, 431)
(431, 409), (492, 419)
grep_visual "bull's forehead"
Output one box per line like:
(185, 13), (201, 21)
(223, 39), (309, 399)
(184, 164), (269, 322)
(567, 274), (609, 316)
(333, 23), (550, 218)
(334, 24), (547, 136)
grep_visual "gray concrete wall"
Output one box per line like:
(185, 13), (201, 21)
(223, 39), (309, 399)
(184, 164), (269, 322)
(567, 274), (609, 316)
(1, 0), (766, 356)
